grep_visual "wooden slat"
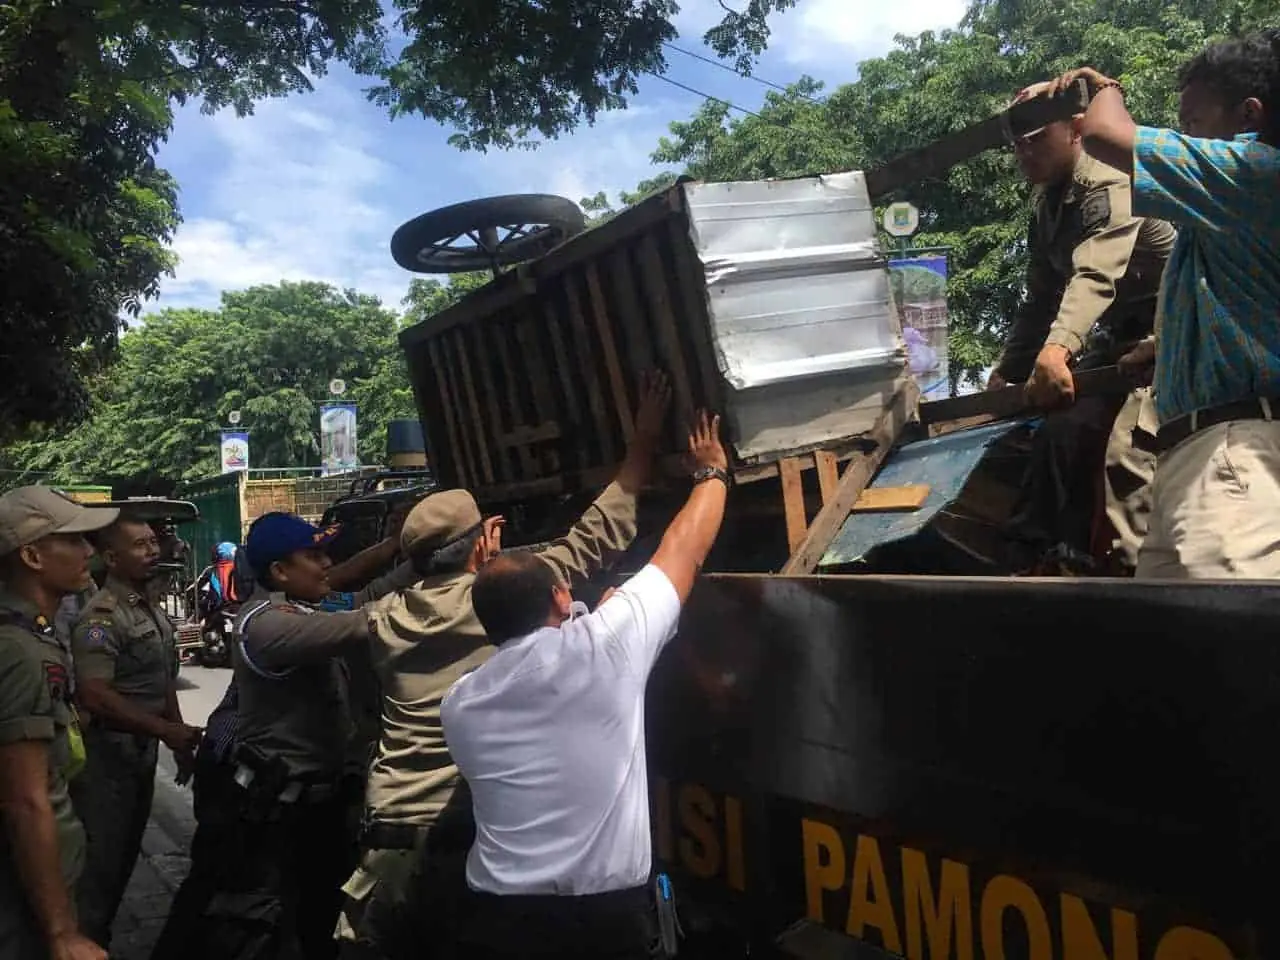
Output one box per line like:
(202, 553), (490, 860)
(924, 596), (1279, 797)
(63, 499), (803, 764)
(814, 450), (840, 504)
(468, 323), (513, 482)
(584, 264), (635, 441)
(425, 339), (470, 488)
(438, 336), (483, 488)
(778, 457), (808, 555)
(638, 233), (695, 419)
(666, 217), (722, 407)
(852, 484), (930, 513)
(513, 306), (556, 422)
(781, 381), (920, 575)
(918, 365), (1131, 427)
(608, 247), (657, 374)
(498, 423), (561, 447)
(450, 328), (494, 485)
(490, 321), (537, 477)
(565, 277), (615, 463)
(541, 300), (586, 470)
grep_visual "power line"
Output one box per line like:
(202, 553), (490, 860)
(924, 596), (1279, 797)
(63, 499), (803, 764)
(644, 71), (764, 119)
(662, 42), (825, 104)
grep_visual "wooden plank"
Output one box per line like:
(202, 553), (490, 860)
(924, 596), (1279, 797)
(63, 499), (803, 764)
(608, 247), (657, 374)
(852, 484), (930, 513)
(498, 422), (561, 447)
(490, 321), (537, 477)
(584, 264), (635, 441)
(778, 457), (808, 555)
(864, 80), (1090, 199)
(565, 276), (615, 463)
(532, 187), (682, 277)
(918, 365), (1131, 427)
(781, 380), (920, 575)
(425, 340), (471, 488)
(450, 328), (494, 485)
(513, 306), (556, 423)
(638, 233), (695, 420)
(541, 300), (586, 470)
(398, 269), (534, 347)
(814, 450), (840, 504)
(666, 217), (723, 409)
(467, 322), (513, 482)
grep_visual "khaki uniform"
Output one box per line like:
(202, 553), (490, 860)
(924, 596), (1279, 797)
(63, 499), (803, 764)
(337, 481), (640, 959)
(0, 593), (85, 955)
(70, 575), (177, 945)
(995, 151), (1174, 557)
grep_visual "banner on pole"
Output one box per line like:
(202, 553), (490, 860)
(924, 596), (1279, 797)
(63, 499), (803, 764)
(320, 403), (359, 475)
(220, 432), (249, 473)
(888, 253), (951, 401)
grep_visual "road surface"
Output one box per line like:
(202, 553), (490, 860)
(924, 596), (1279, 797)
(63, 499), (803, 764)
(110, 664), (231, 959)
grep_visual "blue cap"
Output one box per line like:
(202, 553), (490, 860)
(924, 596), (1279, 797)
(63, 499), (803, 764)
(214, 541), (237, 561)
(244, 512), (340, 573)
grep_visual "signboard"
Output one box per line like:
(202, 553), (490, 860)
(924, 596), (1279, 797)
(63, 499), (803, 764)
(887, 253), (951, 401)
(220, 432), (249, 473)
(320, 402), (359, 476)
(882, 202), (919, 238)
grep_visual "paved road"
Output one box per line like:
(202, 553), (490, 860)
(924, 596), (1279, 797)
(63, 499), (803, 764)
(109, 665), (232, 959)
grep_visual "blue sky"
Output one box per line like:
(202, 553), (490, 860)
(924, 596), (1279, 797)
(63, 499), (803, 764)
(151, 0), (968, 314)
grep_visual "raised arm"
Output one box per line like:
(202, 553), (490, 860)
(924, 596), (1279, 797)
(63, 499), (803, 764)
(648, 411), (731, 604)
(537, 371), (673, 586)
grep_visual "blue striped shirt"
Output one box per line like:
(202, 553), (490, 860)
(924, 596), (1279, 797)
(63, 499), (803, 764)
(1131, 128), (1280, 423)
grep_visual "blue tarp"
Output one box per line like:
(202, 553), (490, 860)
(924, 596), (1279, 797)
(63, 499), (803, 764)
(820, 418), (1032, 566)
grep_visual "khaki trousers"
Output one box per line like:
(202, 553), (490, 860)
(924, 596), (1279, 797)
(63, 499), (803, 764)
(1136, 419), (1280, 579)
(1103, 387), (1159, 571)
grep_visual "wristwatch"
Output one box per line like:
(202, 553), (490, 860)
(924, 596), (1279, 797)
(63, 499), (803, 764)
(692, 466), (730, 487)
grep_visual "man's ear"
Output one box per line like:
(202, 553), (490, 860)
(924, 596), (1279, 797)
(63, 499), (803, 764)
(268, 559), (286, 589)
(17, 543), (41, 574)
(1241, 97), (1265, 133)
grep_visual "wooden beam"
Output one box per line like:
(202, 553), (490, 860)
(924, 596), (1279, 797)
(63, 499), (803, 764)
(778, 457), (808, 554)
(814, 450), (840, 504)
(852, 484), (930, 513)
(781, 381), (920, 575)
(918, 365), (1132, 428)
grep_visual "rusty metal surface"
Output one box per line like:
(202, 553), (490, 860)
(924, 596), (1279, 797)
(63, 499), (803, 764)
(648, 574), (1280, 956)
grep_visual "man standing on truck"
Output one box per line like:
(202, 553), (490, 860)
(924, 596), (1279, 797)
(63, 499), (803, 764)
(988, 84), (1174, 569)
(440, 409), (729, 959)
(1050, 32), (1280, 578)
(336, 372), (672, 960)
(69, 515), (203, 949)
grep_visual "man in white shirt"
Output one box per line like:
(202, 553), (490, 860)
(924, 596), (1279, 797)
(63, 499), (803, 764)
(441, 410), (730, 959)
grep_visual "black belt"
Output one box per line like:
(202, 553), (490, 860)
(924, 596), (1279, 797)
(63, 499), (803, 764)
(361, 820), (429, 851)
(1146, 397), (1280, 454)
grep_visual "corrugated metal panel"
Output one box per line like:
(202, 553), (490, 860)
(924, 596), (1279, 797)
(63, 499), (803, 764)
(179, 473), (244, 573)
(820, 419), (1028, 566)
(684, 172), (905, 390)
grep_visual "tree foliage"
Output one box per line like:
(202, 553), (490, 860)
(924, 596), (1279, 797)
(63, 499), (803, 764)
(1, 279), (485, 488)
(625, 0), (1280, 383)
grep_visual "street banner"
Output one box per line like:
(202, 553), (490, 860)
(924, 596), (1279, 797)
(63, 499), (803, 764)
(888, 252), (951, 401)
(320, 402), (359, 476)
(220, 432), (249, 473)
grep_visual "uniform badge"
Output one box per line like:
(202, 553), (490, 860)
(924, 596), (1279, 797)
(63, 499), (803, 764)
(43, 661), (68, 702)
(85, 624), (109, 647)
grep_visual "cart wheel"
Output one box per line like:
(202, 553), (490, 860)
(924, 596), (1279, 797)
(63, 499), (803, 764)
(390, 194), (587, 275)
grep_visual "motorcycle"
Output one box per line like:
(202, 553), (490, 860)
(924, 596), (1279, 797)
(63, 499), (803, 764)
(176, 564), (237, 668)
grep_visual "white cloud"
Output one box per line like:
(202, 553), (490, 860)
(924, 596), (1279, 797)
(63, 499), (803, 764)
(773, 0), (968, 66)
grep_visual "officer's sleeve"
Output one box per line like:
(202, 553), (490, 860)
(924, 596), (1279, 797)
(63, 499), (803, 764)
(994, 217), (1062, 383)
(70, 614), (122, 686)
(241, 606), (372, 672)
(1045, 180), (1141, 355)
(0, 640), (55, 744)
(534, 481), (639, 587)
(353, 560), (418, 608)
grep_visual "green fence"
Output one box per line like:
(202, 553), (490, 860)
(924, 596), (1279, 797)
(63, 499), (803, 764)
(178, 473), (244, 580)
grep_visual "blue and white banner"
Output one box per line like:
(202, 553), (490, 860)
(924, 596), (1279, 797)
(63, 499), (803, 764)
(320, 403), (359, 476)
(220, 432), (249, 473)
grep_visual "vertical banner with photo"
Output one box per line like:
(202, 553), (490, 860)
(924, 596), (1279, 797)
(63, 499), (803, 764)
(220, 432), (249, 473)
(888, 253), (951, 401)
(320, 403), (359, 476)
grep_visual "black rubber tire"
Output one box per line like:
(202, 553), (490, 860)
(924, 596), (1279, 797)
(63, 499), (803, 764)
(390, 194), (586, 273)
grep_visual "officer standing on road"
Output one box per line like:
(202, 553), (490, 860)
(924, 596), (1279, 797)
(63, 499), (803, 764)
(70, 516), (202, 949)
(0, 486), (118, 960)
(336, 372), (672, 960)
(988, 81), (1174, 568)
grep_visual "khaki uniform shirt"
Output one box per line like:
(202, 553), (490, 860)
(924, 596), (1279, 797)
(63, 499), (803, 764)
(995, 152), (1175, 383)
(71, 576), (177, 719)
(0, 592), (85, 892)
(364, 480), (640, 827)
(231, 562), (417, 782)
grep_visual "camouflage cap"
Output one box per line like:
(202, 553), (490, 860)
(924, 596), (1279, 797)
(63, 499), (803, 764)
(401, 489), (483, 557)
(0, 486), (119, 556)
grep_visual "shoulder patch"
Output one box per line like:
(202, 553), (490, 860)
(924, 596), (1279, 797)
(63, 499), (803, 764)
(1080, 190), (1112, 233)
(84, 624), (110, 648)
(43, 661), (68, 702)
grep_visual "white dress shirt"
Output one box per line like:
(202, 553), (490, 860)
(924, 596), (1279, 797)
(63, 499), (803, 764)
(441, 564), (682, 896)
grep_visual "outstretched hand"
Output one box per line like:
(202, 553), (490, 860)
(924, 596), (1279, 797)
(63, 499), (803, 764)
(631, 370), (673, 444)
(1045, 66), (1118, 100)
(686, 410), (728, 474)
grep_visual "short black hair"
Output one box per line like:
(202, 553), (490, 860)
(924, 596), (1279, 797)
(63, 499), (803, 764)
(1177, 33), (1278, 108)
(471, 552), (560, 643)
(410, 525), (481, 577)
